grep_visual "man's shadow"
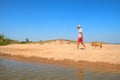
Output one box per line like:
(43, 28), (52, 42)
(80, 48), (85, 50)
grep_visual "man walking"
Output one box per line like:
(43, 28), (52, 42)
(77, 24), (86, 50)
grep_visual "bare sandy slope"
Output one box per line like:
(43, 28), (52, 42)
(0, 41), (120, 64)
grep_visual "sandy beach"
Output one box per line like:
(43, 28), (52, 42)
(0, 40), (120, 65)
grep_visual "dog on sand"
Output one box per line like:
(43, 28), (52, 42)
(91, 42), (102, 48)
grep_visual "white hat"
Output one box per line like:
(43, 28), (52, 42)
(77, 24), (81, 27)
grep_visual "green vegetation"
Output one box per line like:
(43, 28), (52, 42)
(0, 34), (19, 46)
(26, 38), (29, 42)
(20, 41), (27, 44)
(0, 34), (10, 45)
(20, 38), (33, 44)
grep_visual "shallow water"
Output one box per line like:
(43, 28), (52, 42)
(0, 58), (120, 80)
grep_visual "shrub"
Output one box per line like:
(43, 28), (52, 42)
(0, 34), (10, 45)
(20, 41), (27, 44)
(26, 38), (29, 42)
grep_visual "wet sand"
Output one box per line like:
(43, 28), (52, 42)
(0, 40), (120, 66)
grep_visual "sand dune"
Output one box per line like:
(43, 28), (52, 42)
(0, 40), (120, 65)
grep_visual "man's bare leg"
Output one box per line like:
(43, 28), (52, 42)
(81, 42), (86, 49)
(77, 42), (80, 50)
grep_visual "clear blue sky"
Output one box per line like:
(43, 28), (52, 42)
(0, 0), (120, 43)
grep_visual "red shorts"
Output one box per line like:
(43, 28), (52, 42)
(78, 37), (83, 42)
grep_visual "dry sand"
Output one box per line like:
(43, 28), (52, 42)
(0, 40), (120, 65)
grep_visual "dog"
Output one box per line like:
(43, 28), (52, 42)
(91, 42), (102, 48)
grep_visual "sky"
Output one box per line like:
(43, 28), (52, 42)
(0, 0), (120, 43)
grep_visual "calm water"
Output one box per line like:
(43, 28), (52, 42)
(0, 58), (120, 80)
